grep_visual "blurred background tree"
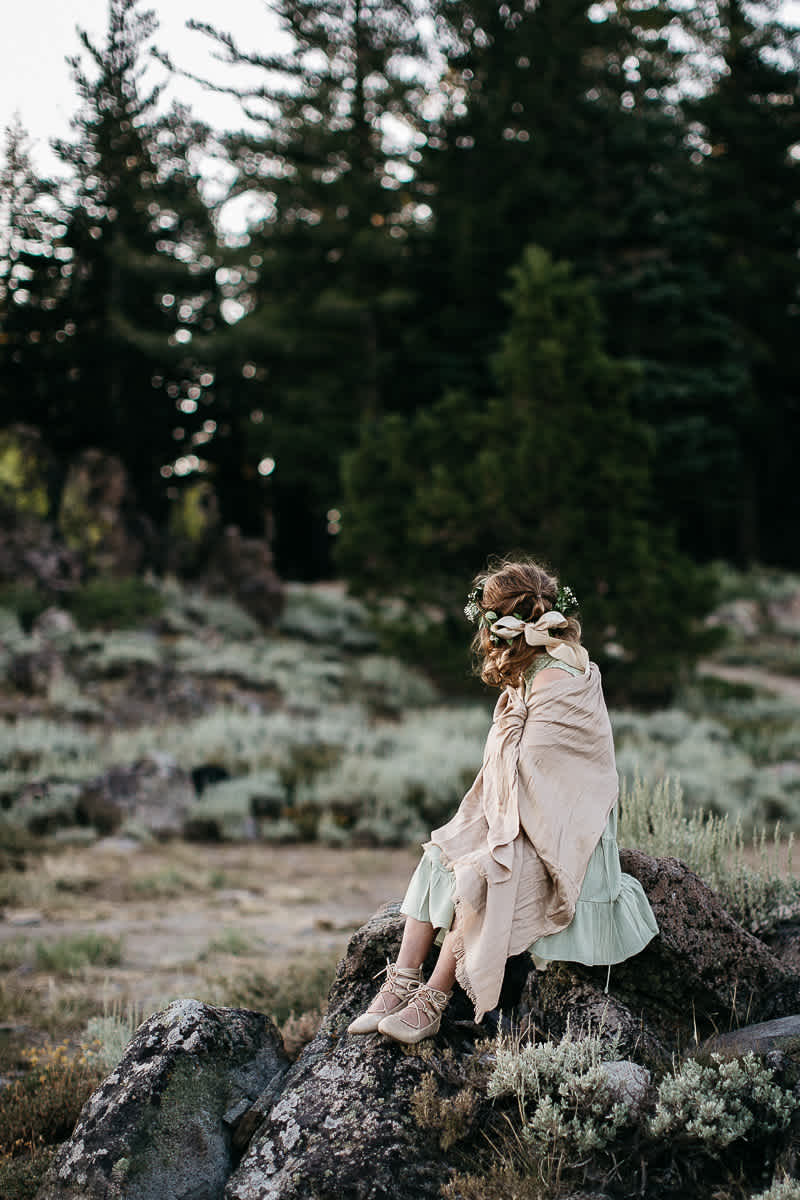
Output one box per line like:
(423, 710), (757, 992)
(1, 0), (222, 530)
(339, 244), (717, 701)
(1, 0), (798, 696)
(175, 0), (433, 577)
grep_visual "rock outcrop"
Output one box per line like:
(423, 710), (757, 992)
(225, 904), (476, 1200)
(39, 853), (800, 1200)
(520, 850), (800, 1065)
(37, 999), (288, 1200)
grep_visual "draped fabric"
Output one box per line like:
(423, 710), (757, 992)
(427, 662), (619, 1021)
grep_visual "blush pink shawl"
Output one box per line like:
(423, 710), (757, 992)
(427, 661), (618, 1020)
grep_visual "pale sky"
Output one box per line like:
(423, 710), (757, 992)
(1, 0), (287, 175)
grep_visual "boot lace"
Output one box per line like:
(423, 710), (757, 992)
(398, 984), (448, 1030)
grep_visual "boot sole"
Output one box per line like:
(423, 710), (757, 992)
(377, 1014), (442, 1044)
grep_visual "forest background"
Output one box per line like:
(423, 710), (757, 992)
(1, 0), (800, 701)
(2, 5), (800, 1196)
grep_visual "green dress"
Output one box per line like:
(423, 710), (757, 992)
(401, 653), (659, 969)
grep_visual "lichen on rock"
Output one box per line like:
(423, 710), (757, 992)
(36, 999), (288, 1200)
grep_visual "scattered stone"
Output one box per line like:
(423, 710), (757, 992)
(701, 1014), (800, 1061)
(76, 755), (196, 838)
(32, 607), (78, 643)
(37, 999), (289, 1200)
(4, 909), (42, 926)
(225, 904), (481, 1200)
(598, 1060), (651, 1111)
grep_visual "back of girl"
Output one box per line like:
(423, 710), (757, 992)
(347, 557), (659, 1044)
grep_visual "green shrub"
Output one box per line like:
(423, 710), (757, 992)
(0, 1144), (56, 1200)
(159, 579), (262, 640)
(81, 1003), (147, 1072)
(278, 582), (377, 650)
(106, 703), (365, 778)
(752, 1175), (800, 1200)
(173, 636), (346, 700)
(612, 707), (798, 831)
(215, 949), (339, 1026)
(619, 775), (798, 933)
(0, 1040), (104, 1166)
(349, 654), (438, 713)
(68, 577), (163, 630)
(80, 631), (162, 676)
(294, 704), (488, 844)
(184, 768), (289, 841)
(0, 719), (97, 777)
(0, 819), (42, 871)
(200, 929), (258, 959)
(488, 1028), (633, 1159)
(648, 1052), (797, 1151)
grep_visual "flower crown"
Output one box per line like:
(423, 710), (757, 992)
(464, 581), (579, 645)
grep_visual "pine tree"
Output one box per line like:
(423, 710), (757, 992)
(42, 0), (221, 521)
(409, 0), (762, 563)
(0, 119), (69, 437)
(678, 0), (800, 562)
(339, 245), (716, 701)
(175, 0), (432, 575)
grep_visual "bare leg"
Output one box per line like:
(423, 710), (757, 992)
(427, 933), (457, 993)
(377, 931), (457, 1043)
(396, 915), (436, 969)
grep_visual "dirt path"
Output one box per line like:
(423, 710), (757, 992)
(697, 660), (800, 702)
(0, 841), (421, 1019)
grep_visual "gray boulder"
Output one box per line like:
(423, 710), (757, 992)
(701, 1014), (800, 1061)
(36, 999), (288, 1200)
(597, 1060), (651, 1111)
(225, 904), (481, 1200)
(75, 754), (197, 838)
(515, 850), (800, 1064)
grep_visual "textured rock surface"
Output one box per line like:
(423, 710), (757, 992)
(75, 755), (196, 838)
(597, 1060), (651, 1110)
(614, 850), (800, 1031)
(701, 1014), (800, 1060)
(36, 999), (288, 1200)
(516, 850), (799, 1061)
(225, 904), (483, 1200)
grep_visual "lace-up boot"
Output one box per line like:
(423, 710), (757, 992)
(377, 982), (451, 1044)
(346, 962), (425, 1034)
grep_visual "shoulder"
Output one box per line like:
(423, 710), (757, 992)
(528, 666), (570, 693)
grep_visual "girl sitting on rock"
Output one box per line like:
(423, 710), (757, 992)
(348, 557), (659, 1045)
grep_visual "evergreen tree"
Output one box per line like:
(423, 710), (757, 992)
(339, 245), (716, 701)
(36, 0), (221, 523)
(0, 119), (69, 441)
(409, 0), (766, 563)
(678, 0), (800, 562)
(175, 0), (432, 575)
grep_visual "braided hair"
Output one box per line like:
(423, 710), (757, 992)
(471, 558), (582, 688)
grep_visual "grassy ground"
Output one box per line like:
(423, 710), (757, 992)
(0, 839), (420, 1051)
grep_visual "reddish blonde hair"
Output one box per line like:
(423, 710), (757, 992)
(471, 558), (582, 688)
